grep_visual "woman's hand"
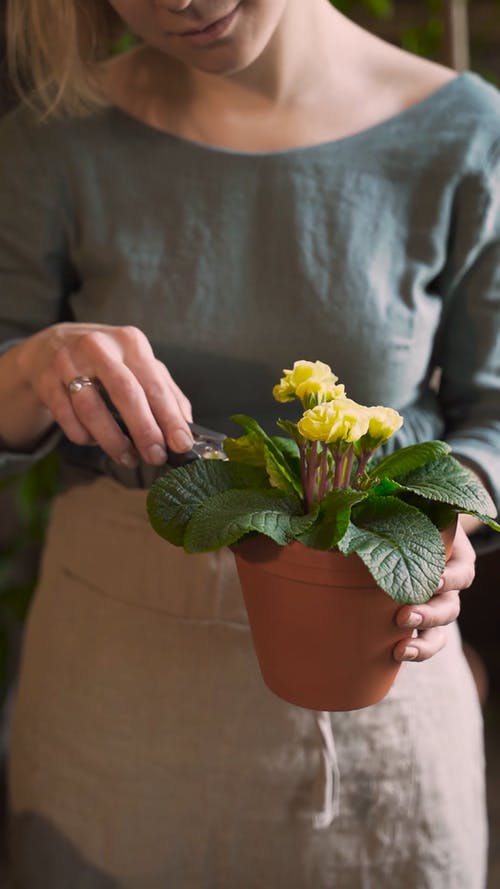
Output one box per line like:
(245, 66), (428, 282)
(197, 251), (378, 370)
(15, 322), (193, 467)
(393, 519), (476, 663)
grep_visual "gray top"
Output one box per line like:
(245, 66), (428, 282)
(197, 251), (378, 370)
(0, 72), (499, 509)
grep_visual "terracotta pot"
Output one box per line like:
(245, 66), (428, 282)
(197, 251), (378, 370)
(234, 522), (457, 712)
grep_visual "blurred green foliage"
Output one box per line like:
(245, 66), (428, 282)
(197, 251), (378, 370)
(0, 454), (60, 598)
(333, 0), (443, 60)
(111, 29), (139, 55)
(334, 0), (394, 17)
(0, 453), (60, 693)
(333, 0), (500, 83)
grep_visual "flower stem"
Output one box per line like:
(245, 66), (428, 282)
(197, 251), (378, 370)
(354, 448), (372, 485)
(306, 442), (319, 508)
(318, 444), (329, 500)
(299, 442), (308, 508)
(343, 444), (355, 489)
(333, 451), (344, 490)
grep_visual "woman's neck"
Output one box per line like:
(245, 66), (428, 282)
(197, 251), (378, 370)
(107, 3), (362, 121)
(183, 0), (350, 108)
(103, 2), (455, 152)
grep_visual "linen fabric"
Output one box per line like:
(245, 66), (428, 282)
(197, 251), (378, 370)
(8, 477), (487, 889)
(0, 71), (498, 887)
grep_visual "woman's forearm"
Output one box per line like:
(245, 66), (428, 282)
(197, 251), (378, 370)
(0, 342), (55, 450)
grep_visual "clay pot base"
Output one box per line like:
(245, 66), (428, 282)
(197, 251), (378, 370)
(234, 522), (457, 712)
(234, 537), (403, 711)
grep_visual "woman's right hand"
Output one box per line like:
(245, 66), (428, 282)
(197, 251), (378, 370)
(15, 322), (193, 467)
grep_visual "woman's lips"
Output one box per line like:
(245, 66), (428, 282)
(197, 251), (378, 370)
(170, 5), (241, 46)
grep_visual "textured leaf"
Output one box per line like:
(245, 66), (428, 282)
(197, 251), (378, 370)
(399, 493), (457, 532)
(369, 440), (451, 480)
(297, 489), (368, 549)
(339, 496), (445, 604)
(147, 460), (269, 545)
(183, 489), (313, 552)
(398, 456), (498, 520)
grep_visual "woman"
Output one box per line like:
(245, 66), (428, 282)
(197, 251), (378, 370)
(1, 1), (498, 886)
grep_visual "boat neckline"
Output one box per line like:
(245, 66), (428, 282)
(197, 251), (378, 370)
(109, 71), (475, 159)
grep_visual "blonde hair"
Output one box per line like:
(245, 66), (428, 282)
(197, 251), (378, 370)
(6, 0), (124, 118)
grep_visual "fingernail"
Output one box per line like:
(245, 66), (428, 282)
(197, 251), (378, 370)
(120, 451), (139, 469)
(403, 612), (423, 629)
(171, 430), (194, 453)
(437, 578), (445, 591)
(147, 444), (167, 465)
(402, 646), (419, 661)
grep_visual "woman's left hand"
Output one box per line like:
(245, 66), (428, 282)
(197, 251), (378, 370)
(393, 519), (476, 663)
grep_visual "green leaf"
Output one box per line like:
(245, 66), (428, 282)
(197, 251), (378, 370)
(297, 489), (368, 549)
(223, 434), (266, 467)
(263, 447), (296, 495)
(276, 419), (303, 444)
(263, 444), (301, 496)
(231, 414), (302, 495)
(398, 493), (457, 532)
(485, 517), (500, 533)
(270, 436), (302, 491)
(369, 476), (404, 498)
(398, 456), (498, 522)
(270, 435), (300, 461)
(183, 488), (314, 552)
(147, 460), (269, 546)
(369, 440), (451, 480)
(339, 496), (445, 604)
(230, 415), (284, 462)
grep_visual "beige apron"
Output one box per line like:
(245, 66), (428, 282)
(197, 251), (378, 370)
(8, 478), (487, 888)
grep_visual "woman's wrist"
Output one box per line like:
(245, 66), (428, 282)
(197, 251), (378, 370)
(0, 341), (55, 450)
(459, 513), (483, 536)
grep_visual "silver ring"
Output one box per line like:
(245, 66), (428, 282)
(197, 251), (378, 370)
(67, 376), (99, 394)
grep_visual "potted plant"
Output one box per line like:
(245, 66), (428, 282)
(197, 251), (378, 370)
(147, 360), (499, 711)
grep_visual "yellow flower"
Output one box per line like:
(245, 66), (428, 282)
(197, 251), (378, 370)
(297, 398), (370, 445)
(273, 360), (344, 404)
(362, 406), (403, 448)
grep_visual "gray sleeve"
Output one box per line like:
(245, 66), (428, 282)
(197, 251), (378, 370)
(436, 141), (500, 515)
(0, 423), (62, 481)
(0, 107), (73, 478)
